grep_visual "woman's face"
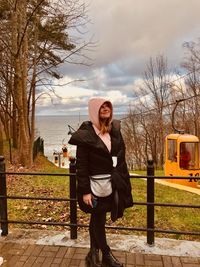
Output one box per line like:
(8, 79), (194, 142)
(99, 102), (112, 119)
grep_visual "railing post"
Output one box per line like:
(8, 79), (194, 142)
(0, 156), (8, 236)
(69, 157), (77, 239)
(147, 159), (155, 246)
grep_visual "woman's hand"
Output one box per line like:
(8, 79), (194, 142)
(83, 193), (93, 207)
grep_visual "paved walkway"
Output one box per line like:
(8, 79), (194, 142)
(0, 241), (200, 267)
(130, 172), (200, 195)
(154, 179), (200, 195)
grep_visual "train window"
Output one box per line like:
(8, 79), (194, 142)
(168, 139), (177, 162)
(180, 142), (199, 170)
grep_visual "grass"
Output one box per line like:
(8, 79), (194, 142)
(6, 155), (71, 227)
(2, 148), (200, 241)
(131, 169), (200, 240)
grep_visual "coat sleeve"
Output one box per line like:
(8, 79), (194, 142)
(111, 131), (133, 207)
(76, 145), (91, 195)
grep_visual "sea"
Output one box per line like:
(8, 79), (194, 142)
(35, 115), (88, 165)
(35, 114), (125, 166)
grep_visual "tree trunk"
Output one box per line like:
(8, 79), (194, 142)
(29, 15), (39, 163)
(14, 0), (31, 166)
(0, 119), (4, 156)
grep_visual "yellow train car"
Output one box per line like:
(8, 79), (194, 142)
(164, 133), (200, 188)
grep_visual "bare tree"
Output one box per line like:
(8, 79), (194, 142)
(122, 108), (147, 170)
(0, 0), (91, 166)
(127, 55), (171, 169)
(182, 40), (200, 137)
(123, 51), (200, 170)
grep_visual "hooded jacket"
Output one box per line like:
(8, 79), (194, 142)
(68, 98), (133, 219)
(88, 97), (113, 130)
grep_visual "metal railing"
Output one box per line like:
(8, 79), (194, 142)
(0, 156), (77, 239)
(0, 156), (200, 246)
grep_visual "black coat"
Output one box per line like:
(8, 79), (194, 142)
(68, 120), (133, 220)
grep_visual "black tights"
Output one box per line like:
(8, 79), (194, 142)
(89, 211), (110, 254)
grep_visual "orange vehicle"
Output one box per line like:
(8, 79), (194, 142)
(164, 133), (200, 188)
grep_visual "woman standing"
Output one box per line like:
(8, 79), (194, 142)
(68, 98), (133, 267)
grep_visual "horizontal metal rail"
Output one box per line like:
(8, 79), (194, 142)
(130, 175), (200, 179)
(0, 196), (75, 201)
(133, 201), (200, 208)
(0, 220), (199, 237)
(0, 171), (75, 177)
(0, 195), (199, 208)
(1, 172), (199, 179)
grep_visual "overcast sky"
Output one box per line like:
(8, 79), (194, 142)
(36, 0), (200, 116)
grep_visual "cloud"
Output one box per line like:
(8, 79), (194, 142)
(87, 0), (200, 62)
(36, 83), (131, 115)
(36, 0), (200, 115)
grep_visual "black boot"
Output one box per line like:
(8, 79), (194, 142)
(102, 251), (123, 267)
(85, 248), (101, 267)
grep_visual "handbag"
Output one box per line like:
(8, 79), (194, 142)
(90, 174), (112, 197)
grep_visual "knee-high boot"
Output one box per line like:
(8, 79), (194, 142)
(85, 247), (101, 267)
(102, 250), (123, 267)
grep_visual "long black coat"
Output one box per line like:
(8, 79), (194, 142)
(68, 120), (133, 220)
